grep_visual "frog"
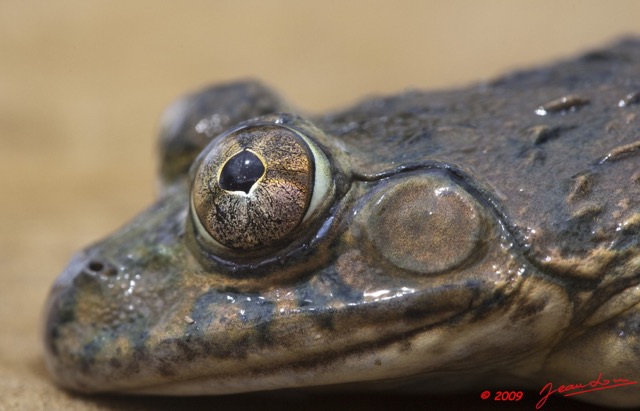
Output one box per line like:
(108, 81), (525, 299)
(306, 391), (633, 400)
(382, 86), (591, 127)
(43, 38), (640, 408)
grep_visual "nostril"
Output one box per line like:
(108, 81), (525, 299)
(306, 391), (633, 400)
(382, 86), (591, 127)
(88, 261), (104, 272)
(85, 260), (117, 276)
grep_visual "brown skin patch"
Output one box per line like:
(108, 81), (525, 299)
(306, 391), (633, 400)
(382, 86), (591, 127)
(622, 212), (640, 232)
(598, 139), (640, 163)
(567, 173), (594, 203)
(535, 95), (590, 115)
(528, 124), (575, 145)
(539, 247), (618, 280)
(335, 250), (379, 291)
(570, 202), (604, 220)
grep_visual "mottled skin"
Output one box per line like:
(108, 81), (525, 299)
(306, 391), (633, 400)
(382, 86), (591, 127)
(44, 39), (640, 407)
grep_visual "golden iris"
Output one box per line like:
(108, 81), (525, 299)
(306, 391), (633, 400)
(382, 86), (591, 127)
(191, 124), (330, 251)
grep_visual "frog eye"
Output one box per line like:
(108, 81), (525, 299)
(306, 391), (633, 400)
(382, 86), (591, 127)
(191, 124), (332, 252)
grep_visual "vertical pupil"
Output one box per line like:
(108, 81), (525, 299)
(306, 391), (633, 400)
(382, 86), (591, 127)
(219, 149), (265, 194)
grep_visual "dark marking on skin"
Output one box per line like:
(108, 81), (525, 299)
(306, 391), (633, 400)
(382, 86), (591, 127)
(176, 339), (198, 363)
(398, 339), (412, 353)
(597, 140), (640, 164)
(154, 336), (209, 377)
(314, 311), (335, 331)
(463, 281), (506, 322)
(121, 337), (148, 378)
(255, 321), (274, 346)
(535, 95), (590, 116)
(187, 290), (280, 359)
(320, 267), (364, 305)
(297, 284), (332, 310)
(158, 358), (180, 378)
(510, 299), (546, 322)
(79, 340), (101, 374)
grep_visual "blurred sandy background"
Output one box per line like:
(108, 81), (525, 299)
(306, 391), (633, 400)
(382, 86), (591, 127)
(1, 1), (638, 410)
